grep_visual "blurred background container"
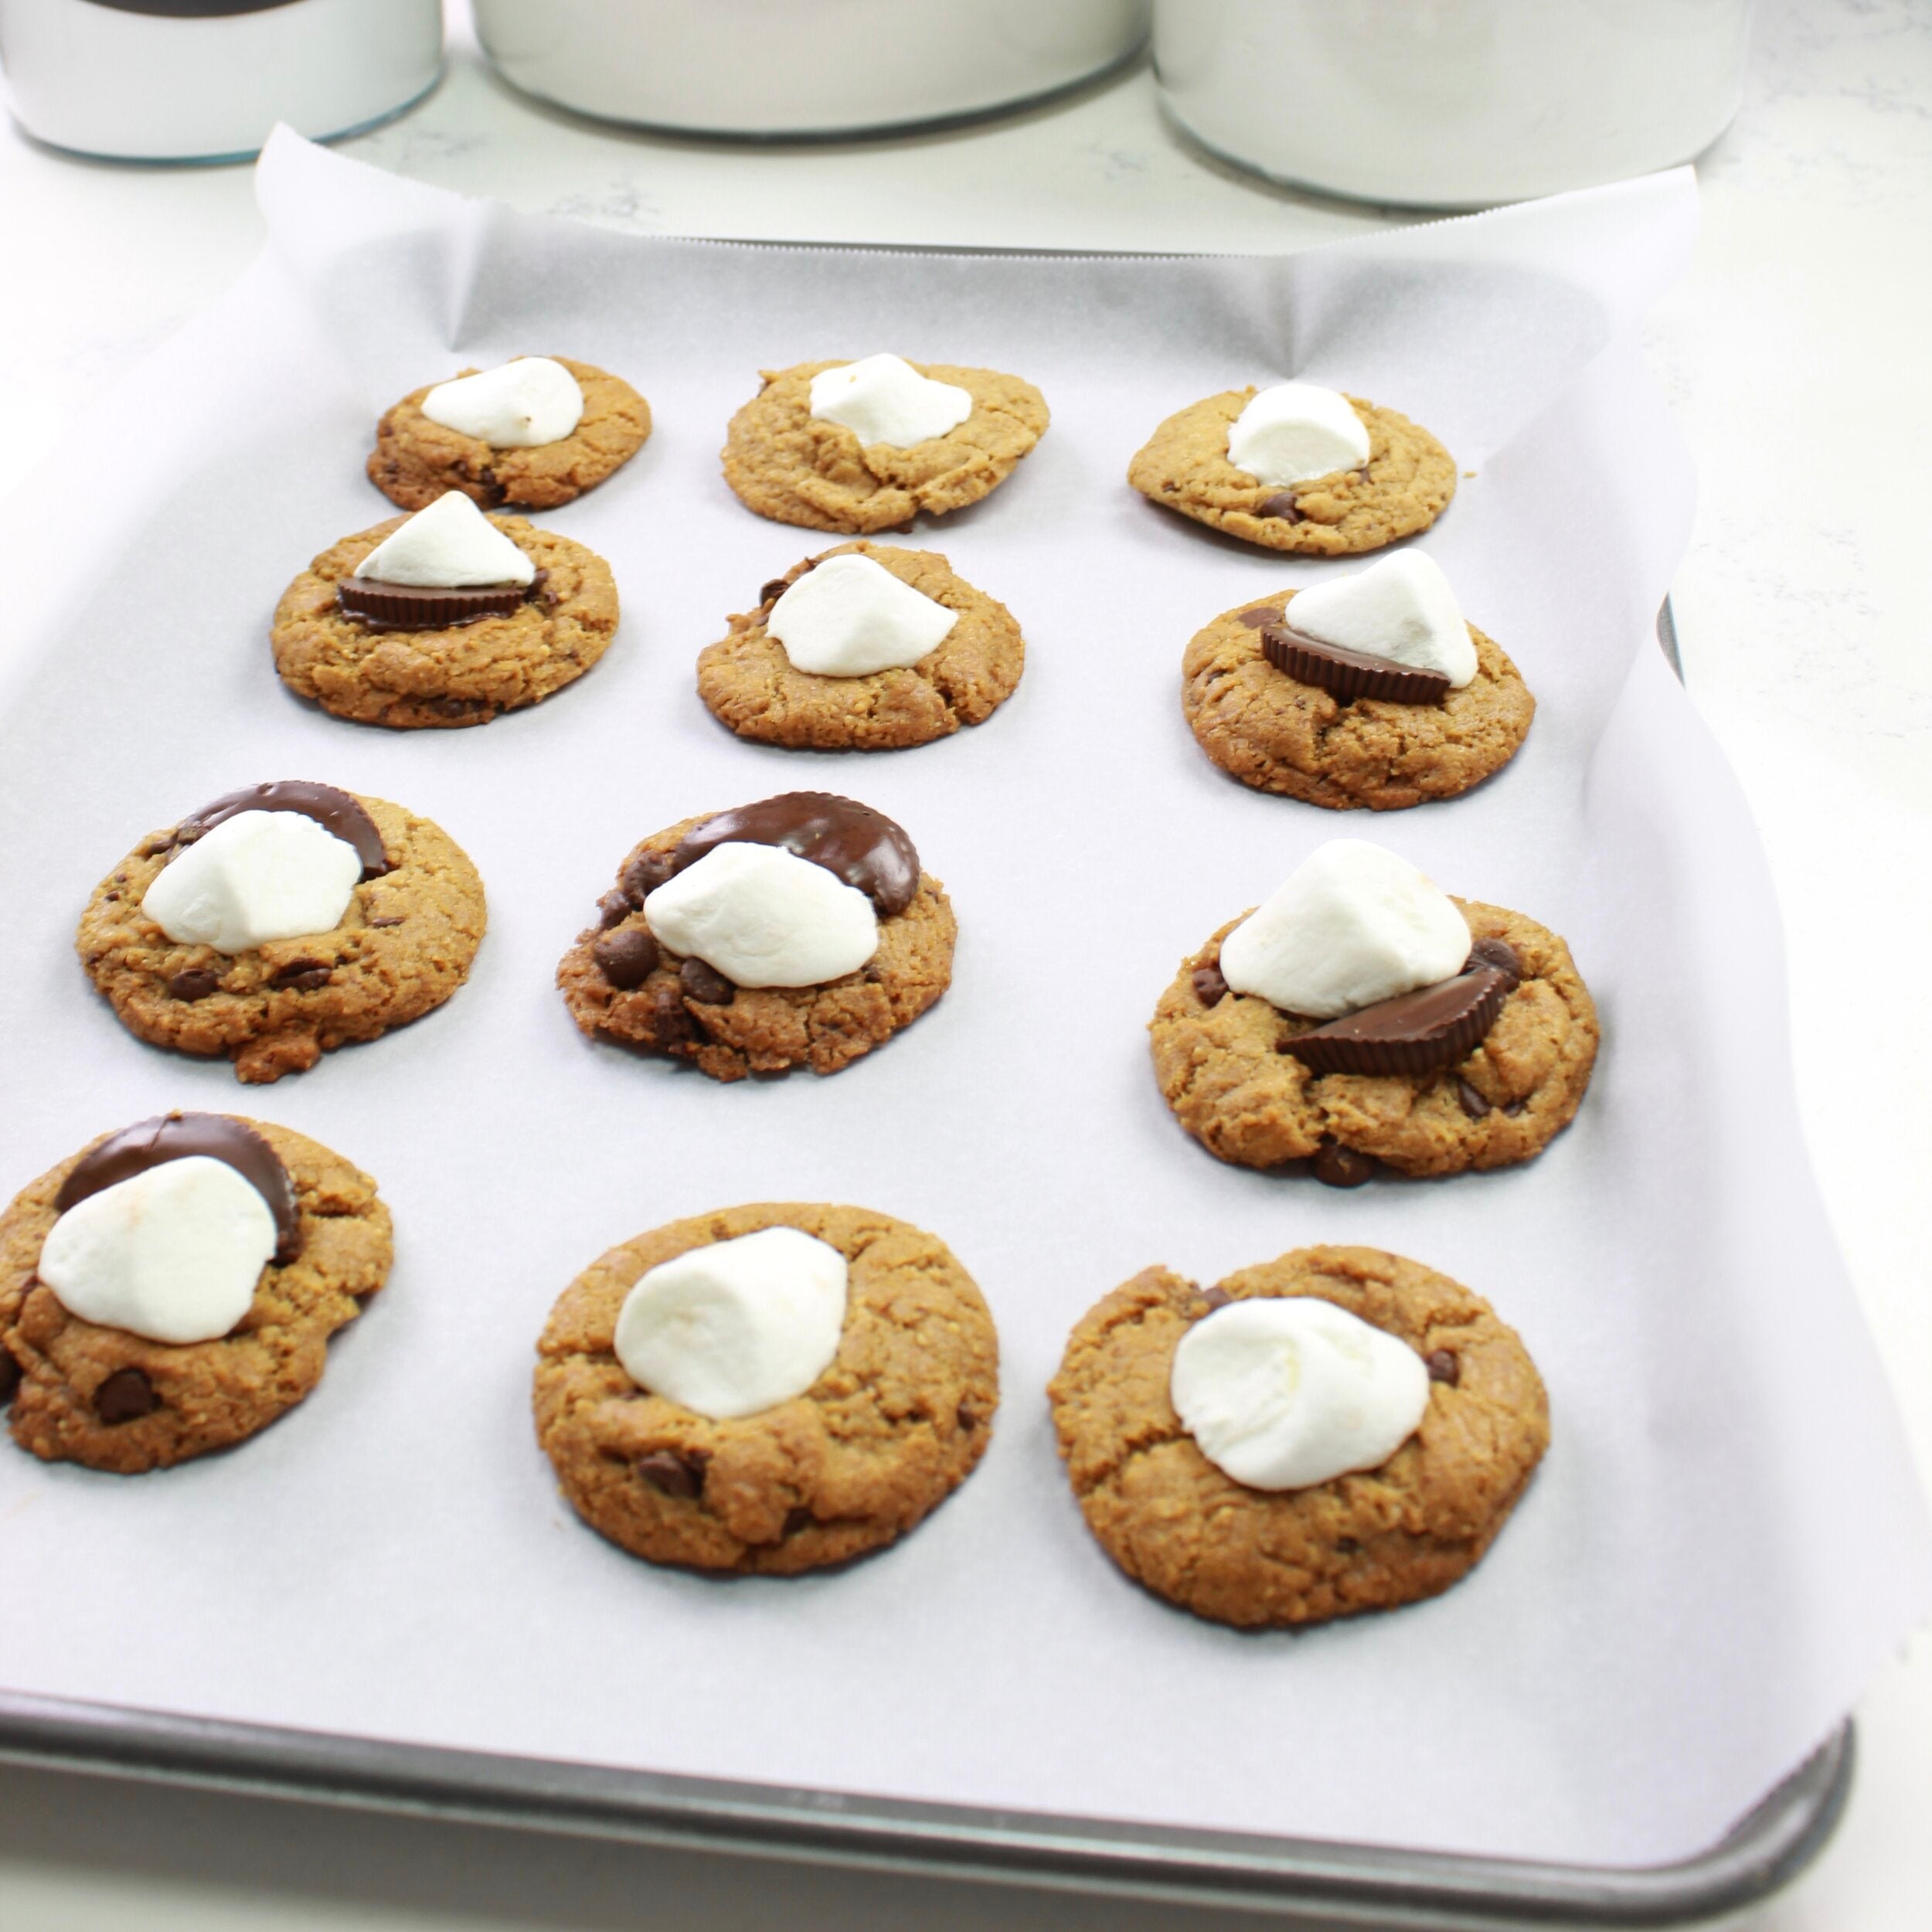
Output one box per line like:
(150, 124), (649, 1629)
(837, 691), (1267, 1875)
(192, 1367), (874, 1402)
(0, 0), (443, 162)
(471, 0), (1151, 138)
(1155, 0), (1752, 207)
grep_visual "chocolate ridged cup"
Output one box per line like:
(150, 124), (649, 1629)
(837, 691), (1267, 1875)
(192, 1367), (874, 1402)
(1284, 962), (1513, 1077)
(336, 577), (531, 630)
(170, 781), (390, 879)
(54, 1112), (302, 1265)
(672, 794), (920, 917)
(1261, 622), (1451, 706)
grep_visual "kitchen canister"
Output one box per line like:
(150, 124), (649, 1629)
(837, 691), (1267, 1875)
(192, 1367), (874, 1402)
(473, 0), (1150, 138)
(0, 0), (444, 162)
(1155, 0), (1752, 207)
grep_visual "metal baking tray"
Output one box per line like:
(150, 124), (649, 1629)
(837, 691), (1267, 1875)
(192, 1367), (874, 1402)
(0, 607), (1853, 1930)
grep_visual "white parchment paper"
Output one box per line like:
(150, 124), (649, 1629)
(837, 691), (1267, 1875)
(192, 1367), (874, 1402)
(0, 131), (1926, 1869)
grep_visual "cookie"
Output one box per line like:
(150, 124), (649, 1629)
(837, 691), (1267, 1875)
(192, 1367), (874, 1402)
(696, 543), (1025, 750)
(1128, 389), (1454, 556)
(1183, 588), (1533, 809)
(1048, 1247), (1548, 1627)
(77, 787), (487, 1085)
(557, 796), (955, 1082)
(270, 514), (619, 730)
(722, 359), (1048, 533)
(0, 1116), (392, 1474)
(367, 357), (651, 512)
(1151, 900), (1597, 1178)
(534, 1202), (998, 1574)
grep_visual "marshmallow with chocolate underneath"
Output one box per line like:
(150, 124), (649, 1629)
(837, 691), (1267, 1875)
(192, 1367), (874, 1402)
(353, 491), (535, 589)
(1226, 381), (1371, 489)
(1285, 552), (1477, 689)
(644, 842), (878, 988)
(141, 811), (363, 955)
(767, 553), (958, 676)
(420, 358), (585, 449)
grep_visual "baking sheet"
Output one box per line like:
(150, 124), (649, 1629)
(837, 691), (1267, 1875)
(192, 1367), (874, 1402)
(0, 131), (1925, 1871)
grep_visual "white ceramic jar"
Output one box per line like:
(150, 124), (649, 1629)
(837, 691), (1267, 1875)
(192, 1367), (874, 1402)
(0, 0), (443, 162)
(1155, 0), (1752, 207)
(473, 0), (1150, 138)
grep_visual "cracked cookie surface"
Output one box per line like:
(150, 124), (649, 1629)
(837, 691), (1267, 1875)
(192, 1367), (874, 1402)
(1128, 390), (1454, 556)
(696, 543), (1024, 750)
(1049, 1247), (1548, 1627)
(1150, 900), (1597, 1177)
(722, 359), (1048, 533)
(367, 357), (651, 512)
(270, 514), (619, 730)
(535, 1202), (998, 1574)
(1182, 587), (1533, 809)
(77, 793), (487, 1084)
(0, 1119), (392, 1474)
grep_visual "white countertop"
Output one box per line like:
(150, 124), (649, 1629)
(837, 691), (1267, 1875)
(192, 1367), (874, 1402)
(2, 2), (1928, 1926)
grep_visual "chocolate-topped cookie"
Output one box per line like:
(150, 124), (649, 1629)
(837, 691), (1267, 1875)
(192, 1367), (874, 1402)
(0, 1114), (392, 1473)
(557, 794), (954, 1082)
(78, 784), (486, 1083)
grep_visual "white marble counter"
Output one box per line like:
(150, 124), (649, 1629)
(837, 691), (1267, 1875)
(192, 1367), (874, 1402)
(1, 2), (1927, 1926)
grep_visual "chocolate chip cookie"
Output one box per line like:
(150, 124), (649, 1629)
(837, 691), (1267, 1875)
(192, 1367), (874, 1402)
(1129, 389), (1454, 556)
(557, 795), (954, 1083)
(270, 514), (619, 730)
(1183, 589), (1534, 809)
(535, 1202), (999, 1574)
(78, 785), (487, 1084)
(1049, 1247), (1548, 1628)
(722, 359), (1048, 533)
(368, 356), (651, 512)
(696, 543), (1025, 750)
(0, 1115), (392, 1474)
(1151, 900), (1598, 1179)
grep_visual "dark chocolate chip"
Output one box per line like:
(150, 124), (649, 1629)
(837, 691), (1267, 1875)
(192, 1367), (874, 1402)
(1467, 935), (1523, 990)
(94, 1367), (158, 1424)
(1196, 1285), (1233, 1313)
(1192, 964), (1230, 1008)
(1311, 1140), (1376, 1189)
(648, 982), (696, 1045)
(172, 781), (390, 879)
(1284, 965), (1512, 1078)
(0, 1346), (20, 1405)
(636, 1449), (707, 1500)
(679, 957), (736, 1005)
(270, 960), (332, 992)
(783, 1506), (815, 1536)
(1426, 1349), (1461, 1386)
(956, 1400), (982, 1432)
(1236, 606), (1284, 630)
(1259, 492), (1303, 522)
(336, 577), (531, 630)
(619, 852), (675, 905)
(1456, 1077), (1492, 1120)
(757, 577), (791, 607)
(592, 926), (660, 990)
(673, 794), (920, 917)
(367, 914), (405, 928)
(1335, 1536), (1361, 1555)
(167, 968), (220, 1002)
(1503, 1099), (1527, 1117)
(1262, 622), (1451, 706)
(596, 889), (632, 929)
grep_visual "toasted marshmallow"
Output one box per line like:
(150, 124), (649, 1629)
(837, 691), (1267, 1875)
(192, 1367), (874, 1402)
(39, 1156), (276, 1346)
(768, 553), (957, 676)
(141, 810), (362, 956)
(615, 1226), (848, 1420)
(1226, 382), (1371, 488)
(1287, 553), (1477, 689)
(354, 491), (535, 588)
(1218, 840), (1470, 1020)
(1171, 1297), (1430, 1492)
(644, 842), (878, 989)
(808, 354), (972, 448)
(420, 357), (584, 448)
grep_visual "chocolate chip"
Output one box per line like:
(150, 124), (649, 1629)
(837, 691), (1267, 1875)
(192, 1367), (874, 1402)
(1502, 1099), (1527, 1117)
(956, 1400), (982, 1432)
(1196, 1285), (1232, 1314)
(1259, 492), (1303, 522)
(783, 1506), (815, 1536)
(1467, 936), (1522, 990)
(270, 960), (332, 992)
(1236, 605), (1284, 630)
(637, 1449), (707, 1498)
(620, 852), (674, 905)
(1457, 1077), (1491, 1120)
(0, 1346), (20, 1405)
(648, 981), (696, 1045)
(94, 1366), (158, 1423)
(167, 968), (220, 1002)
(1191, 963), (1230, 1007)
(1335, 1536), (1361, 1555)
(1426, 1349), (1461, 1386)
(596, 890), (632, 929)
(592, 926), (659, 990)
(367, 914), (405, 928)
(758, 577), (791, 607)
(679, 957), (736, 1005)
(1311, 1140), (1376, 1189)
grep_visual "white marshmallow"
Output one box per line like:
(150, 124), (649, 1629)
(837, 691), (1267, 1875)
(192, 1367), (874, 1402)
(141, 810), (362, 956)
(645, 843), (878, 989)
(1286, 552), (1478, 690)
(420, 357), (584, 448)
(1219, 839), (1470, 1020)
(615, 1226), (849, 1420)
(353, 491), (536, 588)
(1172, 1297), (1430, 1492)
(1226, 381), (1371, 488)
(39, 1156), (276, 1346)
(767, 553), (958, 677)
(808, 353), (972, 448)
